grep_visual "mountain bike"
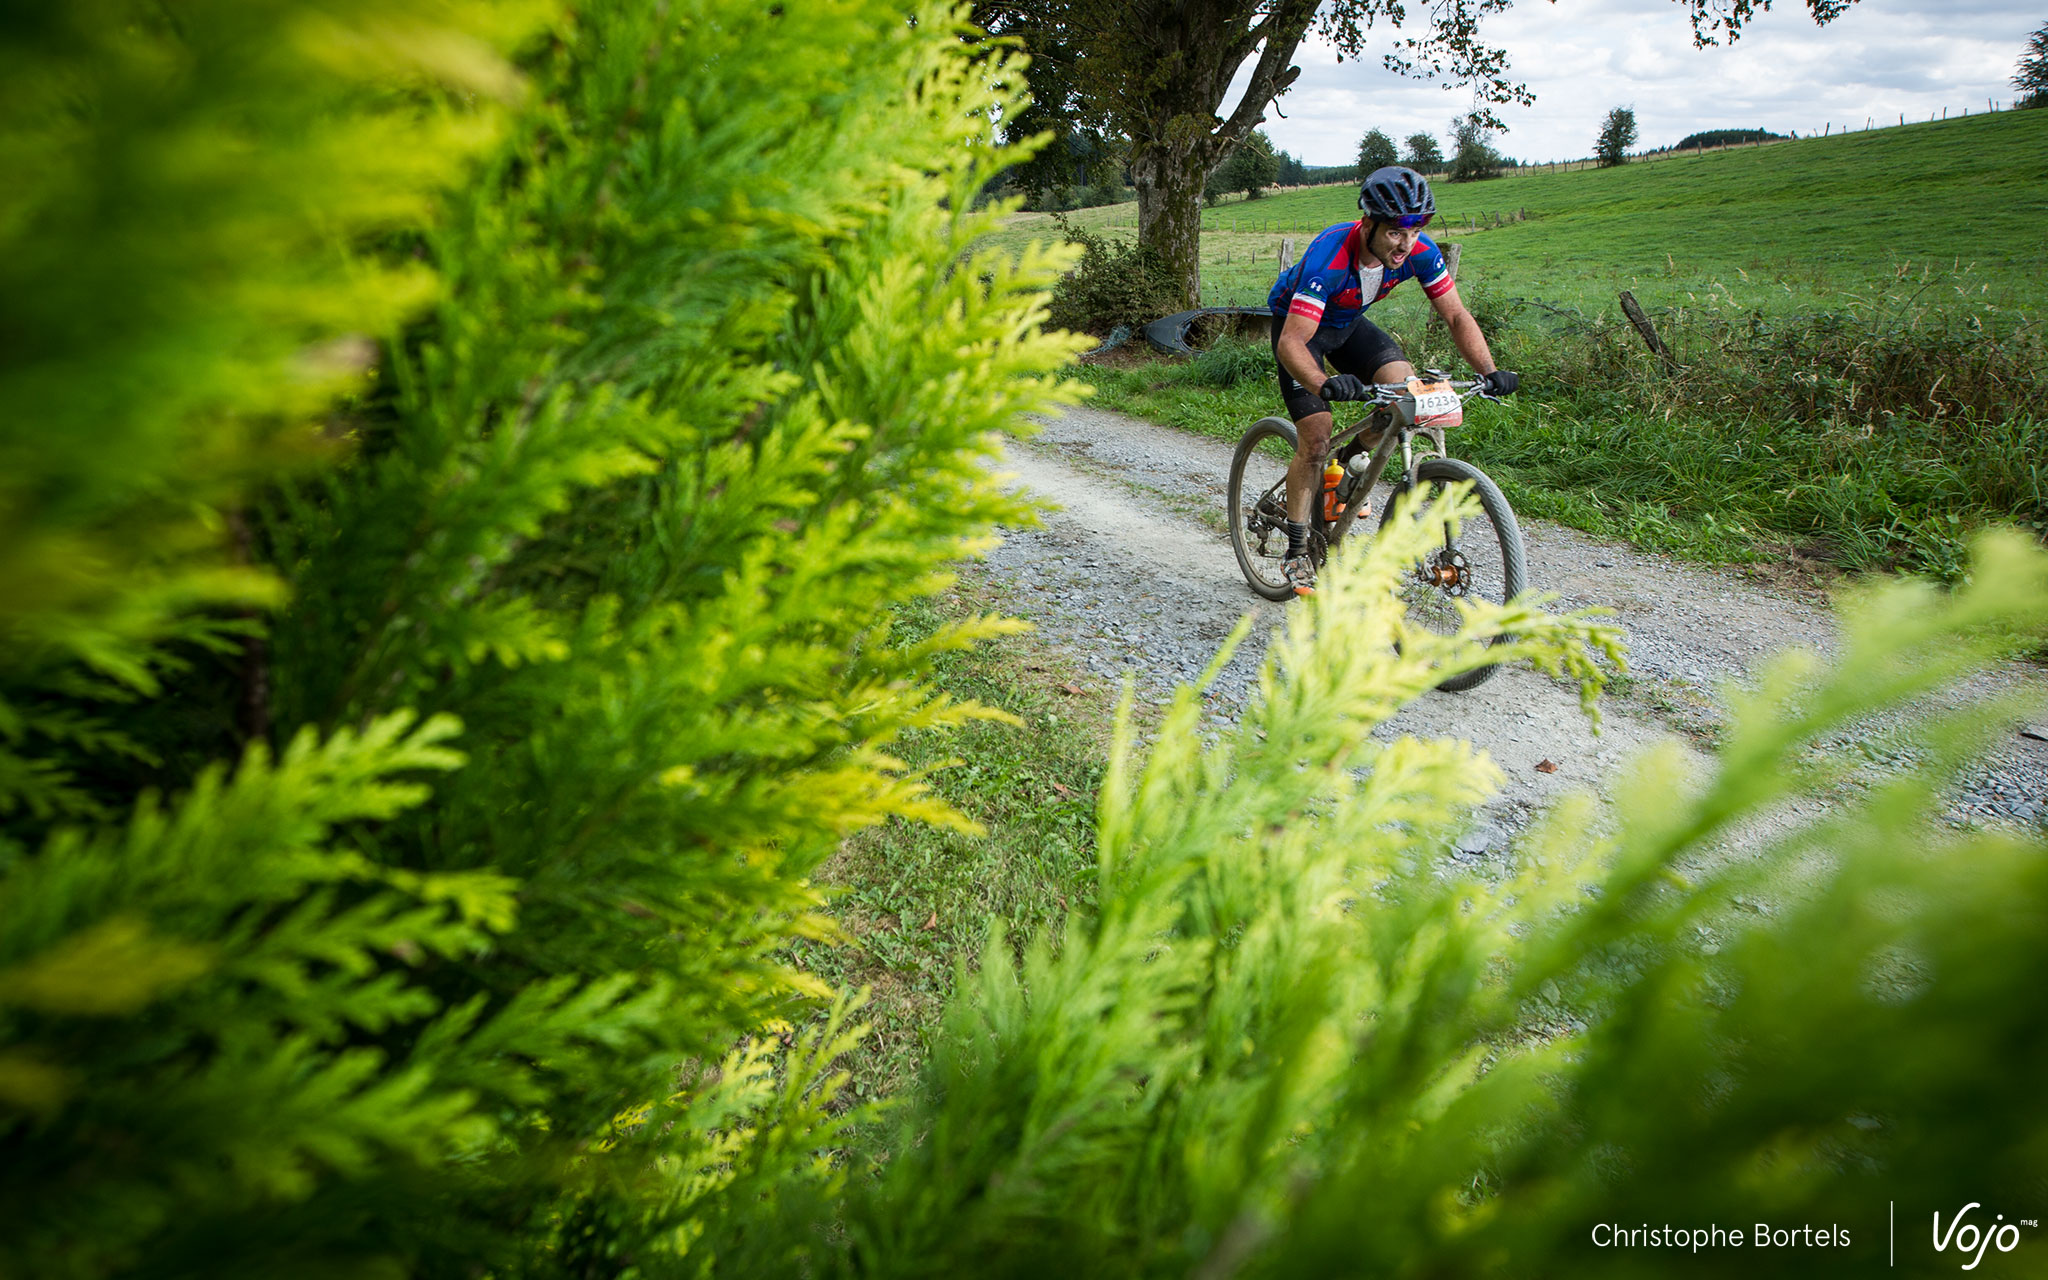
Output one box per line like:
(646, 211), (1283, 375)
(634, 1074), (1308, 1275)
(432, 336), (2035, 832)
(1225, 374), (1526, 692)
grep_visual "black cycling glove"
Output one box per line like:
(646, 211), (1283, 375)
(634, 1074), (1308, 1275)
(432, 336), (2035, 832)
(1319, 373), (1370, 402)
(1481, 369), (1520, 397)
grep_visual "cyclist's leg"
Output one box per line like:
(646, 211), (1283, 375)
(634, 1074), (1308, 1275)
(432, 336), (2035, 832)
(1270, 312), (1336, 525)
(1284, 412), (1332, 524)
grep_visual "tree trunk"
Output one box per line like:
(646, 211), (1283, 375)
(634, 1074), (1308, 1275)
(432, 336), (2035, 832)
(1132, 139), (1215, 309)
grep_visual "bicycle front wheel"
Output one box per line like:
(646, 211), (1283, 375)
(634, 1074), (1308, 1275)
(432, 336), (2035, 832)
(1377, 457), (1527, 692)
(1227, 416), (1309, 602)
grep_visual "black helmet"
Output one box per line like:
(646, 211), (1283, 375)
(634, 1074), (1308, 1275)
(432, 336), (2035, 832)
(1358, 165), (1435, 221)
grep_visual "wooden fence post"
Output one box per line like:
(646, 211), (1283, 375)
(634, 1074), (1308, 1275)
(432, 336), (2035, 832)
(1443, 243), (1462, 281)
(1279, 237), (1294, 276)
(1618, 290), (1677, 372)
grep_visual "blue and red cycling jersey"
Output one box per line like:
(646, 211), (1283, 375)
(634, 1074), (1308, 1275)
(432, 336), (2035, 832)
(1266, 221), (1455, 329)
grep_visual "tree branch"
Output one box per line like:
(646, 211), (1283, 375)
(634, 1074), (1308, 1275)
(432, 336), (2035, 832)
(1216, 0), (1317, 146)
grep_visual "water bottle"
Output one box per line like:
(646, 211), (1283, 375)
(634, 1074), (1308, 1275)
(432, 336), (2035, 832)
(1321, 458), (1345, 521)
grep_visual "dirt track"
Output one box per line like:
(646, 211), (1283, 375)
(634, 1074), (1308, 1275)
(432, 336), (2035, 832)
(974, 404), (2047, 851)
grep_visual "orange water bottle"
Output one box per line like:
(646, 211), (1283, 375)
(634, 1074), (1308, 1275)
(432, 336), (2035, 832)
(1321, 458), (1345, 521)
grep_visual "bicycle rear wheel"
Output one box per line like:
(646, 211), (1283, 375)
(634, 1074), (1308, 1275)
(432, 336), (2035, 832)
(1377, 457), (1527, 691)
(1227, 416), (1317, 602)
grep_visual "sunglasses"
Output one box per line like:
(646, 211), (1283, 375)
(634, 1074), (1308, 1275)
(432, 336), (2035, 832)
(1386, 213), (1433, 231)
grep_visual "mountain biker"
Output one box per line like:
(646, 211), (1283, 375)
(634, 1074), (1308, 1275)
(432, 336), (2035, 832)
(1268, 164), (1517, 595)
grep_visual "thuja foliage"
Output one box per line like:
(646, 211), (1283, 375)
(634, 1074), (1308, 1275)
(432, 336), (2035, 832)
(839, 519), (2048, 1278)
(0, 0), (545, 823)
(8, 2), (2046, 1278)
(1, 0), (1081, 1276)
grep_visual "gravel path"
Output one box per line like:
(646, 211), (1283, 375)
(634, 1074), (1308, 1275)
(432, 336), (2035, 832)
(975, 404), (2048, 848)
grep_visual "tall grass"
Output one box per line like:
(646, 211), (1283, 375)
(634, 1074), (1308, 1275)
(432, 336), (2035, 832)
(1432, 283), (2048, 577)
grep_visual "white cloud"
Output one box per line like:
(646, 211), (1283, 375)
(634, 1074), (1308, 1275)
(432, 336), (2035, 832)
(1223, 0), (2043, 165)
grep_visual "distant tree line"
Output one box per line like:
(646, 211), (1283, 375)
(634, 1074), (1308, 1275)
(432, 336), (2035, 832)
(1353, 121), (1531, 184)
(996, 128), (1350, 211)
(1668, 127), (1786, 150)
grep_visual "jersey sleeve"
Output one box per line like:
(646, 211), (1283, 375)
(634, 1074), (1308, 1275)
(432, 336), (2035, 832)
(1411, 235), (1455, 299)
(1284, 225), (1355, 321)
(1287, 267), (1336, 321)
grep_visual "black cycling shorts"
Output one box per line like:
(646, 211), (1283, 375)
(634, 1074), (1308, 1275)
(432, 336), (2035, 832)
(1269, 311), (1408, 422)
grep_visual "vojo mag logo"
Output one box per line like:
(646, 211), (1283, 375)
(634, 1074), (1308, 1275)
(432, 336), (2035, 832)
(1931, 1203), (2039, 1270)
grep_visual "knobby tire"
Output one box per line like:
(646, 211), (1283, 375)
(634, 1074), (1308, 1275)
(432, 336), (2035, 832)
(1378, 456), (1527, 692)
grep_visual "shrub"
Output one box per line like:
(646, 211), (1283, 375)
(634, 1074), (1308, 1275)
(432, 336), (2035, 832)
(839, 520), (2048, 1279)
(1046, 217), (1182, 335)
(0, 1), (1082, 1276)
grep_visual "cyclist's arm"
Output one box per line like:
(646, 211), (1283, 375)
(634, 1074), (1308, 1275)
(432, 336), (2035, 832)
(1275, 311), (1329, 394)
(1426, 280), (1500, 379)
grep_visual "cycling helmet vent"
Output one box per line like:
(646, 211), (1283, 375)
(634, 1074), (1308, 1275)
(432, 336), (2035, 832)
(1358, 165), (1436, 220)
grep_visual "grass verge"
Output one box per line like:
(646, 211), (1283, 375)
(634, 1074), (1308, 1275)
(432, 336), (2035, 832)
(792, 571), (1137, 1110)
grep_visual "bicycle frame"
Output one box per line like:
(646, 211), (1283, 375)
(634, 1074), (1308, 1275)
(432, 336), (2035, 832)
(1321, 378), (1485, 548)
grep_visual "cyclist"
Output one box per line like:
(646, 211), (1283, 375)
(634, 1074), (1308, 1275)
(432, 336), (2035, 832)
(1268, 164), (1518, 594)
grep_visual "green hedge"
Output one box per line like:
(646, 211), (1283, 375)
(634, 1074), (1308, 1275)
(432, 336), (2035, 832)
(0, 1), (1081, 1275)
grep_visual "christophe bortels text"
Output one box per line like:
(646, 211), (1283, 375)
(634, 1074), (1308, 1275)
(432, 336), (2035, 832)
(1591, 1222), (1852, 1252)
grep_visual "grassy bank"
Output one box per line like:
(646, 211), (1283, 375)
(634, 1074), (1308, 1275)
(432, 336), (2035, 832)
(986, 110), (2048, 319)
(792, 575), (1135, 1106)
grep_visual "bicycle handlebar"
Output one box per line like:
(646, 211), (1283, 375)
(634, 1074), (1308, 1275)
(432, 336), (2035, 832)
(1358, 375), (1496, 404)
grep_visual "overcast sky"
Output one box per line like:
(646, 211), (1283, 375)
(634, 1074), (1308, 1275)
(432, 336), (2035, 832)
(1228, 0), (2043, 166)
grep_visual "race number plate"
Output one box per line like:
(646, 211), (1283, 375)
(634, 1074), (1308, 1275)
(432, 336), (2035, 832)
(1407, 377), (1463, 426)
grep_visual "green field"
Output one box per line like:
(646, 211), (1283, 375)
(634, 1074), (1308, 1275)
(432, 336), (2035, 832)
(991, 110), (2048, 317)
